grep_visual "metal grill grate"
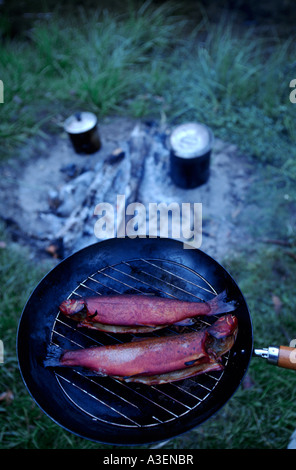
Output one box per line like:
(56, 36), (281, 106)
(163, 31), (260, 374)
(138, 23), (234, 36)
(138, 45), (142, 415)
(50, 258), (229, 428)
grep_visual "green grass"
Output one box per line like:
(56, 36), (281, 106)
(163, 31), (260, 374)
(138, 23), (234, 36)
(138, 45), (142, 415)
(1, 0), (296, 449)
(0, 2), (295, 165)
(0, 228), (105, 449)
(0, 1), (187, 146)
(1, 228), (296, 449)
(167, 247), (296, 449)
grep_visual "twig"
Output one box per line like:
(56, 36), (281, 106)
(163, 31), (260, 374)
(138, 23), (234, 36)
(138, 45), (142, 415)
(260, 238), (293, 247)
(286, 251), (296, 262)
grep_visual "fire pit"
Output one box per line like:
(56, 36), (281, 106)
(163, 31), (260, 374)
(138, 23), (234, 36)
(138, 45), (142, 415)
(0, 118), (252, 260)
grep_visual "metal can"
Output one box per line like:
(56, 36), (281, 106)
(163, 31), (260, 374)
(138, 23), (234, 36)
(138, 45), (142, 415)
(64, 112), (101, 154)
(169, 122), (214, 188)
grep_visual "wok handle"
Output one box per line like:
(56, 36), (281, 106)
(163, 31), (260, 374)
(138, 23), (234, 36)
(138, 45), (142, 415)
(278, 346), (296, 370)
(254, 346), (296, 370)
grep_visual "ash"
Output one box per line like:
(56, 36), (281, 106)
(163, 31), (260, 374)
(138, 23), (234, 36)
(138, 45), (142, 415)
(0, 117), (252, 261)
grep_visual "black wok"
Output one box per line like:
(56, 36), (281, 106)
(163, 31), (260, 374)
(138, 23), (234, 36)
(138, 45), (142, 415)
(17, 237), (253, 445)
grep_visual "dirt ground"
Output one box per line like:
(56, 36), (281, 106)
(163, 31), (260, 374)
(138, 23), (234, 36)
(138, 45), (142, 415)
(0, 116), (254, 262)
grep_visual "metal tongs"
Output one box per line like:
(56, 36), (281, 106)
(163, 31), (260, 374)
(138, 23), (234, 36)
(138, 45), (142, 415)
(254, 345), (296, 370)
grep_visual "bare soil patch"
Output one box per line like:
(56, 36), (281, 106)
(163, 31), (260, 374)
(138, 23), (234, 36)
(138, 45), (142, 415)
(0, 117), (253, 262)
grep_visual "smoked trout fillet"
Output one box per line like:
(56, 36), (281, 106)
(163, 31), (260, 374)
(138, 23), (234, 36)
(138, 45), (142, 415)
(44, 314), (238, 385)
(59, 291), (236, 333)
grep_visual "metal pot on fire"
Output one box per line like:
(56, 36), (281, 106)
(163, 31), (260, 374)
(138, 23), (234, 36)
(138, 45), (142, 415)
(169, 122), (214, 188)
(64, 111), (101, 154)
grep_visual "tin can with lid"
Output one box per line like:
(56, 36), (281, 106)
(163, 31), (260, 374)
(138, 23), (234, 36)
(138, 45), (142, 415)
(169, 122), (214, 188)
(64, 112), (101, 154)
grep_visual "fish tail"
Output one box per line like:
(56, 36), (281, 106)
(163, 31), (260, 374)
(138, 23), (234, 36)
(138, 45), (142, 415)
(207, 290), (237, 315)
(43, 343), (63, 368)
(43, 344), (107, 376)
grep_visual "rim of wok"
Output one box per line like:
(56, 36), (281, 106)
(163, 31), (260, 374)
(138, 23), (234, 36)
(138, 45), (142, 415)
(17, 237), (253, 446)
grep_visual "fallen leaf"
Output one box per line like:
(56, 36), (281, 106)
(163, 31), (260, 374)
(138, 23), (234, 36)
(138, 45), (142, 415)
(242, 373), (255, 390)
(0, 390), (14, 404)
(272, 295), (282, 315)
(45, 238), (64, 259)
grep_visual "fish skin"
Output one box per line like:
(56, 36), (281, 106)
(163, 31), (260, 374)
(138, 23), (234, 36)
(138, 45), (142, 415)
(120, 360), (224, 385)
(207, 313), (238, 339)
(45, 314), (238, 384)
(59, 291), (237, 332)
(59, 299), (84, 317)
(77, 320), (166, 334)
(58, 328), (208, 377)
